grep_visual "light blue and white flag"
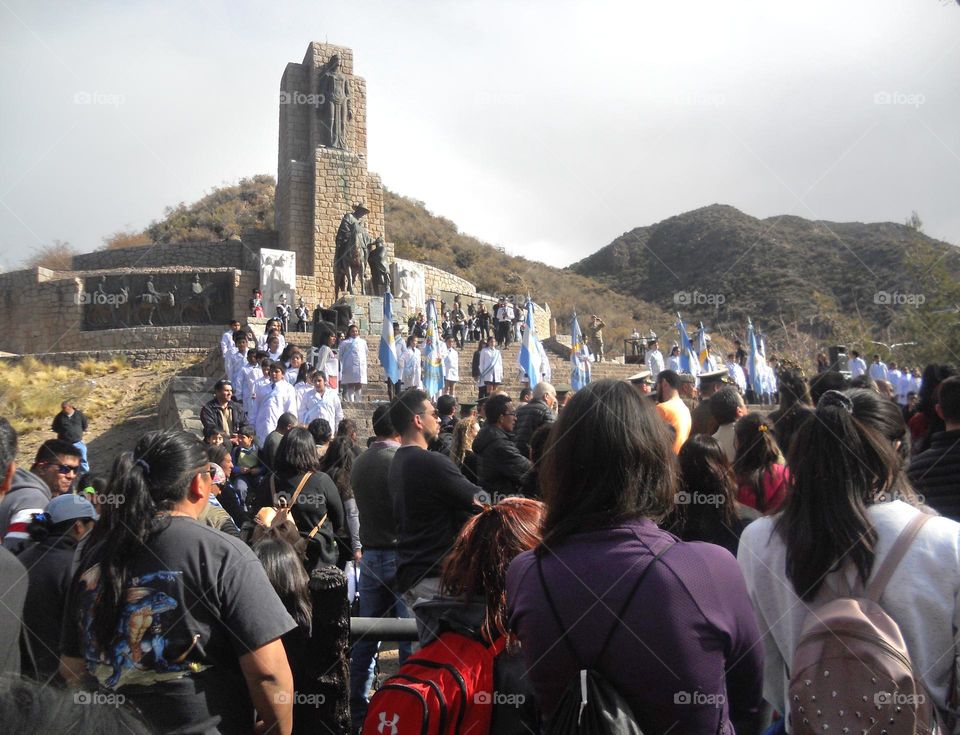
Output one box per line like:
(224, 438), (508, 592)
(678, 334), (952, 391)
(518, 298), (543, 390)
(747, 318), (764, 397)
(423, 298), (444, 399)
(676, 313), (700, 376)
(378, 292), (400, 384)
(570, 312), (592, 391)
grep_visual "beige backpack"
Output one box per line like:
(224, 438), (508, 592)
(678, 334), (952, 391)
(788, 513), (936, 734)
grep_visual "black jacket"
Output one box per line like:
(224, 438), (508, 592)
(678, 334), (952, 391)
(52, 410), (88, 443)
(19, 534), (79, 680)
(908, 429), (960, 522)
(513, 399), (555, 458)
(200, 399), (248, 437)
(473, 425), (532, 499)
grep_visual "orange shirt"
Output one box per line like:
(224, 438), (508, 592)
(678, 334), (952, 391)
(655, 395), (692, 453)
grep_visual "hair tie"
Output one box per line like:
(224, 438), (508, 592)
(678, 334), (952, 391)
(818, 390), (854, 414)
(135, 458), (151, 475)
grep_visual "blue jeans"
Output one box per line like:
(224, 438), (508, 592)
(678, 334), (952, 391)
(73, 441), (89, 473)
(349, 548), (412, 730)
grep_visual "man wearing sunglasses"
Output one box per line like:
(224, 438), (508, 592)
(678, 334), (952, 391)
(0, 439), (82, 553)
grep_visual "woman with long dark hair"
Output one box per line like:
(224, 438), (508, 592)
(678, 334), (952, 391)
(59, 430), (295, 735)
(506, 380), (764, 734)
(252, 530), (314, 735)
(318, 435), (361, 565)
(253, 427), (345, 571)
(733, 413), (789, 513)
(665, 434), (759, 556)
(738, 390), (960, 723)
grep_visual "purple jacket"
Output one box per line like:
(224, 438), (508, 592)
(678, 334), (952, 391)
(506, 518), (764, 733)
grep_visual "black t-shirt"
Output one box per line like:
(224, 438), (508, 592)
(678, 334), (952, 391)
(390, 445), (481, 593)
(62, 516), (295, 735)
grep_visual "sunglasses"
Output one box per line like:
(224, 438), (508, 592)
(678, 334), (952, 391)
(43, 463), (79, 476)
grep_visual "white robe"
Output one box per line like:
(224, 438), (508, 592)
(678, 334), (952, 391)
(849, 356), (867, 378)
(220, 330), (237, 359)
(479, 347), (503, 384)
(667, 355), (681, 372)
(254, 379), (298, 443)
(443, 349), (460, 382)
(401, 347), (422, 388)
(299, 387), (344, 429)
(339, 337), (368, 385)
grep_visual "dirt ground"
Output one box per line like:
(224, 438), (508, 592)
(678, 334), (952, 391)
(13, 362), (185, 471)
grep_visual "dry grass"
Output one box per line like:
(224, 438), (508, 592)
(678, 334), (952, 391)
(0, 357), (135, 436)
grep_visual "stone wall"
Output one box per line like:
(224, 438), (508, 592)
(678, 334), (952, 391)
(73, 240), (246, 271)
(0, 266), (244, 354)
(0, 347), (211, 369)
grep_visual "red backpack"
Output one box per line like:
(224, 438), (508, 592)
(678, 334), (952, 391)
(362, 631), (507, 735)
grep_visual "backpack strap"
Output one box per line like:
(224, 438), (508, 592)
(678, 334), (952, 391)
(865, 512), (930, 602)
(535, 541), (674, 667)
(597, 542), (674, 661)
(288, 471), (314, 508)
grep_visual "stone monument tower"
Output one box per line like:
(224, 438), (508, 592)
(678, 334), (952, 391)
(275, 43), (390, 306)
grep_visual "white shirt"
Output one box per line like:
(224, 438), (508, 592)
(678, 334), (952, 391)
(254, 379), (298, 442)
(285, 366), (300, 385)
(666, 354), (681, 372)
(299, 387), (344, 429)
(647, 349), (665, 379)
(849, 356), (867, 378)
(443, 348), (459, 382)
(738, 501), (960, 721)
(478, 347), (503, 383)
(868, 361), (889, 382)
(220, 330), (237, 358)
(225, 351), (247, 394)
(257, 332), (286, 352)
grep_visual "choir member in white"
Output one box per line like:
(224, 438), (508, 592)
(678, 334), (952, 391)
(339, 324), (368, 402)
(400, 335), (422, 390)
(442, 337), (459, 396)
(478, 336), (503, 395)
(298, 371), (344, 430)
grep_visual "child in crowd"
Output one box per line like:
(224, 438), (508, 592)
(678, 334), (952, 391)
(203, 427), (224, 447)
(232, 424), (263, 505)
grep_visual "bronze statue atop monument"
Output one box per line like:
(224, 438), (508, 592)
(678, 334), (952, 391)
(334, 202), (370, 300)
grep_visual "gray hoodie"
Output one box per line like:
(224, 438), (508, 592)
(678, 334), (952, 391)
(0, 468), (52, 553)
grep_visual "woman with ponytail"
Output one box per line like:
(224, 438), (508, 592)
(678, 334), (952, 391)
(738, 390), (960, 724)
(733, 412), (789, 514)
(59, 430), (296, 735)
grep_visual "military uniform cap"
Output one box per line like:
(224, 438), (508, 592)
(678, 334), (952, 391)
(627, 370), (654, 385)
(699, 368), (731, 385)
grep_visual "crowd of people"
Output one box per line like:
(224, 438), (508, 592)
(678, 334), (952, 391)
(2, 308), (960, 735)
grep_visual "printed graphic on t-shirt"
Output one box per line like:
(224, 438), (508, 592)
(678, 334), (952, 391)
(77, 565), (206, 689)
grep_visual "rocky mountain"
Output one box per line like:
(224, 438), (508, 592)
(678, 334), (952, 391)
(570, 204), (960, 360)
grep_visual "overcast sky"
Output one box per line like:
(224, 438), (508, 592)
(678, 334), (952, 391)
(1, 0), (958, 272)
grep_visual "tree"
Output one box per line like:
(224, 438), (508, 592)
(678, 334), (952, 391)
(101, 229), (152, 250)
(905, 210), (924, 233)
(24, 240), (76, 270)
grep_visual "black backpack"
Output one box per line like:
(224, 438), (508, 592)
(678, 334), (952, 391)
(536, 543), (674, 735)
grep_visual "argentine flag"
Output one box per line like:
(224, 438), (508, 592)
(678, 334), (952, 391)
(570, 312), (592, 391)
(696, 322), (710, 371)
(747, 318), (764, 397)
(676, 313), (700, 377)
(378, 292), (400, 384)
(422, 298), (444, 399)
(518, 298), (543, 390)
